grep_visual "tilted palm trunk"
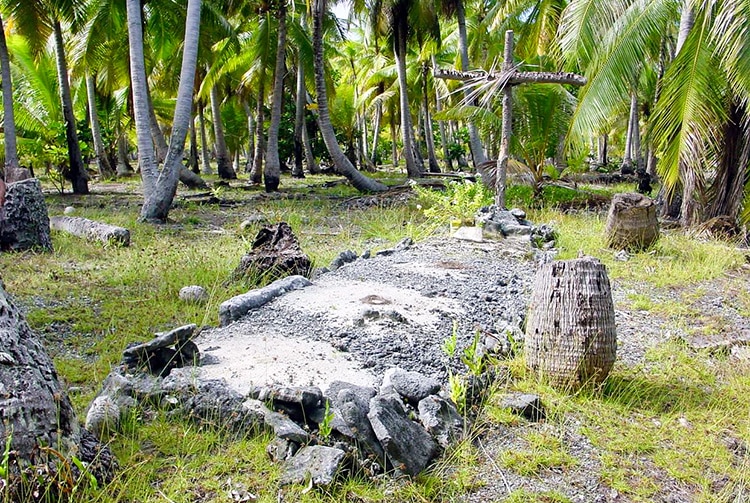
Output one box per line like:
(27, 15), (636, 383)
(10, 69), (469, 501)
(85, 75), (114, 179)
(312, 0), (387, 192)
(293, 57), (307, 178)
(198, 100), (213, 174)
(264, 1), (287, 192)
(129, 0), (203, 221)
(0, 14), (19, 174)
(53, 21), (88, 194)
(250, 77), (266, 184)
(210, 86), (237, 179)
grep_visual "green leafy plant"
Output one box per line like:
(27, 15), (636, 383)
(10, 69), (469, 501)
(461, 331), (486, 376)
(317, 401), (334, 442)
(416, 180), (494, 224)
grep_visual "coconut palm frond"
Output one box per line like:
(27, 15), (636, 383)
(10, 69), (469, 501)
(558, 0), (629, 69)
(651, 19), (728, 191)
(567, 0), (676, 148)
(712, 0), (750, 98)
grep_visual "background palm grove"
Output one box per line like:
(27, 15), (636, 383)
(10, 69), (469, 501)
(2, 0), (750, 502)
(0, 0), (748, 225)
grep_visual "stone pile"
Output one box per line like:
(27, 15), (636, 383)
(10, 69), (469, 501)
(86, 351), (469, 486)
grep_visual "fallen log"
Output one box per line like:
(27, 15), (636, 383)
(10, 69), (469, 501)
(50, 216), (130, 247)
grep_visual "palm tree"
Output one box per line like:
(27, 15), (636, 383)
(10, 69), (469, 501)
(85, 74), (115, 178)
(4, 0), (89, 193)
(312, 0), (387, 192)
(264, 0), (287, 192)
(127, 0), (203, 221)
(0, 13), (19, 174)
(561, 0), (750, 226)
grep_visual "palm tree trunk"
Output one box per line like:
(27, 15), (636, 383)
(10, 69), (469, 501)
(370, 85), (383, 166)
(677, 2), (699, 226)
(242, 100), (255, 173)
(250, 78), (266, 184)
(394, 30), (421, 178)
(706, 100), (750, 221)
(198, 100), (212, 174)
(85, 74), (114, 179)
(127, 0), (159, 196)
(597, 134), (608, 167)
(622, 92), (637, 174)
(188, 114), (200, 174)
(456, 0), (485, 166)
(432, 57), (452, 172)
(116, 131), (133, 176)
(0, 14), (19, 174)
(53, 20), (88, 194)
(390, 110), (399, 168)
(302, 123), (319, 174)
(147, 90), (169, 163)
(210, 86), (236, 179)
(422, 65), (440, 173)
(264, 1), (287, 192)
(312, 0), (386, 192)
(139, 0), (203, 221)
(293, 57), (306, 178)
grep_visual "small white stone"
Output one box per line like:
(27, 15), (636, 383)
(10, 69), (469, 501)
(63, 206), (76, 215)
(179, 285), (209, 303)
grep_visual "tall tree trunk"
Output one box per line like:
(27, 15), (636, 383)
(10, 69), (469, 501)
(116, 131), (133, 176)
(127, 0), (159, 197)
(0, 14), (19, 174)
(85, 74), (114, 179)
(422, 65), (440, 173)
(188, 114), (200, 174)
(250, 78), (266, 184)
(370, 83), (384, 166)
(293, 56), (306, 178)
(210, 86), (236, 179)
(147, 90), (168, 163)
(394, 28), (421, 178)
(706, 100), (750, 221)
(131, 0), (202, 221)
(302, 122), (319, 174)
(390, 110), (399, 168)
(242, 100), (256, 173)
(53, 20), (88, 194)
(456, 0), (485, 166)
(198, 100), (212, 174)
(432, 57), (452, 172)
(622, 92), (637, 174)
(312, 0), (386, 192)
(597, 133), (608, 167)
(264, 1), (287, 192)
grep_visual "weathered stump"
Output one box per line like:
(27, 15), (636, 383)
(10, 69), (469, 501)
(0, 178), (52, 252)
(526, 257), (617, 390)
(50, 216), (131, 247)
(0, 278), (80, 472)
(605, 192), (659, 251)
(230, 222), (311, 282)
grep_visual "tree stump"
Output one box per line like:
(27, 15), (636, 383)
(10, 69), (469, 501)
(0, 178), (52, 252)
(526, 257), (617, 390)
(230, 222), (311, 283)
(605, 192), (659, 251)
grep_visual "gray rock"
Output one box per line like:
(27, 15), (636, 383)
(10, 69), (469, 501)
(280, 445), (346, 487)
(85, 395), (121, 438)
(121, 324), (199, 375)
(368, 394), (440, 475)
(418, 395), (465, 448)
(249, 385), (323, 424)
(264, 410), (310, 443)
(0, 179), (52, 252)
(325, 381), (377, 404)
(452, 226), (484, 242)
(266, 437), (298, 463)
(329, 250), (357, 271)
(376, 237), (414, 256)
(329, 388), (384, 460)
(239, 214), (269, 231)
(499, 392), (545, 421)
(63, 206), (76, 215)
(501, 223), (532, 236)
(179, 285), (208, 303)
(530, 224), (557, 249)
(219, 275), (312, 326)
(509, 208), (526, 220)
(381, 367), (441, 403)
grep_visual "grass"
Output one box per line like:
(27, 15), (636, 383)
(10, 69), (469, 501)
(3, 174), (750, 502)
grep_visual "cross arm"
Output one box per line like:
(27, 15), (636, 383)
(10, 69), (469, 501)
(434, 68), (587, 87)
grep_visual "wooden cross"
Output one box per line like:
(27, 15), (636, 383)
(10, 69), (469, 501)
(435, 30), (587, 208)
